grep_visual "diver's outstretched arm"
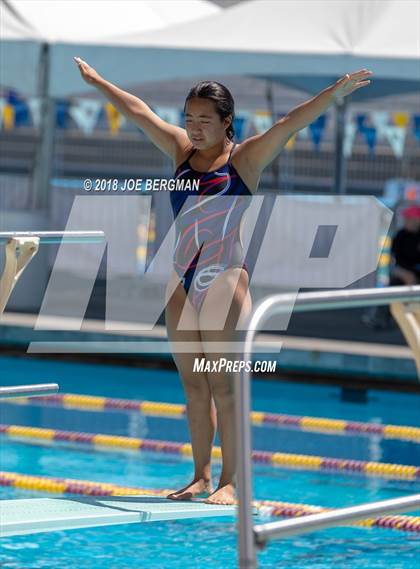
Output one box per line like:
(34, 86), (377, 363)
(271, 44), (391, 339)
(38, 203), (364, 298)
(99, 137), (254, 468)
(73, 57), (190, 160)
(240, 69), (373, 173)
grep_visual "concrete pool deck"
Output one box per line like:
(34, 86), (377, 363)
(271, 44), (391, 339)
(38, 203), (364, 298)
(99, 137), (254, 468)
(0, 312), (417, 384)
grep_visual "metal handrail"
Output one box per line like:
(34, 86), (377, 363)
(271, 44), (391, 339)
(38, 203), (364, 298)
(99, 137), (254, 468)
(254, 494), (420, 545)
(0, 384), (59, 399)
(235, 285), (420, 569)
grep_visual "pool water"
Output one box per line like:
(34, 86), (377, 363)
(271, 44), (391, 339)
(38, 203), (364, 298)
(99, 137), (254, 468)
(1, 441), (420, 569)
(1, 355), (420, 568)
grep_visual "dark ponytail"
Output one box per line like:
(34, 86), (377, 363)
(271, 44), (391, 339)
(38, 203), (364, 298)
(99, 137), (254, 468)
(184, 81), (235, 140)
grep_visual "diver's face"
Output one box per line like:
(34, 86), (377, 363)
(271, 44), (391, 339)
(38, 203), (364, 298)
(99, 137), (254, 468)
(184, 98), (230, 148)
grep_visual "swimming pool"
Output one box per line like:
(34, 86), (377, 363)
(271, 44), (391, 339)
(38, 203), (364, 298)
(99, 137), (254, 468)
(1, 355), (419, 568)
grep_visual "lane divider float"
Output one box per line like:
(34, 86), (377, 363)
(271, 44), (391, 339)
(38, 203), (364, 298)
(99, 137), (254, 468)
(2, 424), (420, 481)
(7, 393), (420, 442)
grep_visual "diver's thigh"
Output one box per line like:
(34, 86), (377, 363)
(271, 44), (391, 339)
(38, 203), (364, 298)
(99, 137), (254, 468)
(198, 268), (252, 335)
(166, 272), (209, 383)
(166, 270), (200, 335)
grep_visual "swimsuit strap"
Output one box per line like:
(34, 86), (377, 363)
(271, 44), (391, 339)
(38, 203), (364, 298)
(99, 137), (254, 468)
(228, 142), (236, 163)
(180, 143), (235, 172)
(190, 144), (234, 163)
(175, 148), (196, 173)
(186, 148), (197, 161)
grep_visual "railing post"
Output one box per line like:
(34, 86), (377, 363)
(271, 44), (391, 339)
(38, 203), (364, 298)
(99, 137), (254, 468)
(236, 299), (276, 569)
(235, 328), (257, 569)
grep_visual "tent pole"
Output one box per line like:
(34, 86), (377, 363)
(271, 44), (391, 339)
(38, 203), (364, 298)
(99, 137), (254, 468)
(32, 43), (54, 210)
(265, 81), (279, 189)
(333, 96), (347, 194)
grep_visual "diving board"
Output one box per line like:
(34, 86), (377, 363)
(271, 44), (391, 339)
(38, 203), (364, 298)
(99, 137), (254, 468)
(0, 496), (236, 537)
(0, 231), (104, 245)
(0, 231), (104, 316)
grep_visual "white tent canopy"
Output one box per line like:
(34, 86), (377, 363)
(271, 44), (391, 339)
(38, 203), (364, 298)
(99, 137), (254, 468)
(0, 0), (221, 95)
(3, 0), (220, 42)
(47, 0), (420, 99)
(1, 0), (419, 97)
(112, 0), (419, 61)
(1, 0), (40, 40)
(2, 0), (418, 97)
(0, 0), (43, 94)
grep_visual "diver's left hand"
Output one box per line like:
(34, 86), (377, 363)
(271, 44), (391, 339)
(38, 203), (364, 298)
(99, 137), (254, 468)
(332, 69), (373, 100)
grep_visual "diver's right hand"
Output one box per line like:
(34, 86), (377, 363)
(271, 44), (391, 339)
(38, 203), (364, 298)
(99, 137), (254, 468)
(73, 57), (102, 86)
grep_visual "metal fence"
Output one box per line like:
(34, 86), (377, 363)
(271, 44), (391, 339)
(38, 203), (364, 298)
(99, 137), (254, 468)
(1, 126), (419, 212)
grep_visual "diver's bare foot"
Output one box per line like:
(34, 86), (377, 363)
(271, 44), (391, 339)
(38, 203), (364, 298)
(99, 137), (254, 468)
(167, 478), (213, 501)
(205, 483), (236, 505)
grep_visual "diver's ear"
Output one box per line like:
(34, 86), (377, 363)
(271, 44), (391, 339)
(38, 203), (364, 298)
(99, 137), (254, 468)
(223, 114), (232, 129)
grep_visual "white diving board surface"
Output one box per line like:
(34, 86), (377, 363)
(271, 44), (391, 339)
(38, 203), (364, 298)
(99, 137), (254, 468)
(0, 496), (237, 537)
(0, 231), (104, 244)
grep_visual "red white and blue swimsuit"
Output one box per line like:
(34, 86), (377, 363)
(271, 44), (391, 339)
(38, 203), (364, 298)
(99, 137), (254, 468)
(170, 144), (253, 311)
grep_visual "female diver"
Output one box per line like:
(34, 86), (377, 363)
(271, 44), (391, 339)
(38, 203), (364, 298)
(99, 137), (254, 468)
(75, 56), (372, 504)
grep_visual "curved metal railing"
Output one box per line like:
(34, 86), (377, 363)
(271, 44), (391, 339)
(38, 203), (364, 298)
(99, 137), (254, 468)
(235, 285), (420, 569)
